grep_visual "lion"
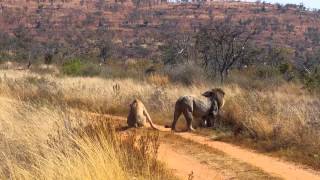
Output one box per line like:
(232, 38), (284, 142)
(169, 88), (225, 131)
(127, 99), (158, 130)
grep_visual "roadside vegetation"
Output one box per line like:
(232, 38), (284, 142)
(0, 0), (319, 177)
(0, 65), (319, 170)
(0, 75), (177, 179)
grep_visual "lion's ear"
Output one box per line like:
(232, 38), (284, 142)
(213, 88), (225, 96)
(219, 89), (225, 96)
(202, 91), (213, 97)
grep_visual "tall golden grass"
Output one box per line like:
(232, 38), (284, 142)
(222, 84), (320, 168)
(0, 69), (319, 169)
(0, 70), (177, 179)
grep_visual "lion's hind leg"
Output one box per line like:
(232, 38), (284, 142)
(171, 109), (182, 131)
(183, 110), (195, 132)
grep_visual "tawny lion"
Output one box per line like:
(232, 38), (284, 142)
(127, 99), (158, 130)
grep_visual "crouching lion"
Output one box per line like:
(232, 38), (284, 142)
(127, 99), (158, 130)
(169, 88), (225, 131)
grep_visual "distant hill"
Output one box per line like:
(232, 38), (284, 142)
(0, 0), (320, 66)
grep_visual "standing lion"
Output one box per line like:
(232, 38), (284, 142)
(127, 99), (158, 130)
(170, 88), (225, 131)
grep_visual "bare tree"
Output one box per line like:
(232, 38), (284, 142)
(160, 32), (194, 65)
(95, 27), (113, 64)
(12, 25), (34, 61)
(195, 17), (256, 83)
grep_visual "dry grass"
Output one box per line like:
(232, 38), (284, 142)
(220, 84), (320, 169)
(0, 69), (319, 170)
(146, 74), (170, 86)
(0, 71), (177, 179)
(0, 70), (208, 117)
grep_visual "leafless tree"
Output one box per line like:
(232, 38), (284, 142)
(195, 17), (256, 83)
(161, 32), (194, 65)
(94, 27), (113, 64)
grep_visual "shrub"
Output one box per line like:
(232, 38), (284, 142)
(225, 67), (286, 91)
(80, 62), (101, 77)
(303, 67), (320, 92)
(44, 53), (53, 65)
(62, 59), (84, 76)
(165, 63), (206, 86)
(279, 63), (292, 74)
(62, 59), (101, 77)
(255, 65), (280, 79)
(100, 60), (149, 80)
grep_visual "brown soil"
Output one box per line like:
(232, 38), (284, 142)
(175, 132), (320, 180)
(82, 112), (320, 180)
(159, 143), (225, 180)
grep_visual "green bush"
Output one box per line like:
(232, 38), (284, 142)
(304, 67), (320, 92)
(62, 59), (83, 76)
(81, 63), (101, 77)
(227, 67), (286, 90)
(255, 65), (280, 79)
(62, 59), (101, 77)
(279, 63), (292, 74)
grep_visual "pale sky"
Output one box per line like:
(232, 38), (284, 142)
(245, 0), (320, 9)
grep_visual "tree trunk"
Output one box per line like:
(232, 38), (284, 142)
(225, 68), (229, 78)
(220, 71), (224, 84)
(214, 61), (218, 78)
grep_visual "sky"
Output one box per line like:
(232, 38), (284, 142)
(245, 0), (320, 9)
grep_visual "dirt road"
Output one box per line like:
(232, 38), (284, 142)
(83, 112), (320, 180)
(158, 143), (226, 180)
(176, 132), (320, 180)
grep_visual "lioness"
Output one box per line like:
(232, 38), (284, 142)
(127, 99), (158, 130)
